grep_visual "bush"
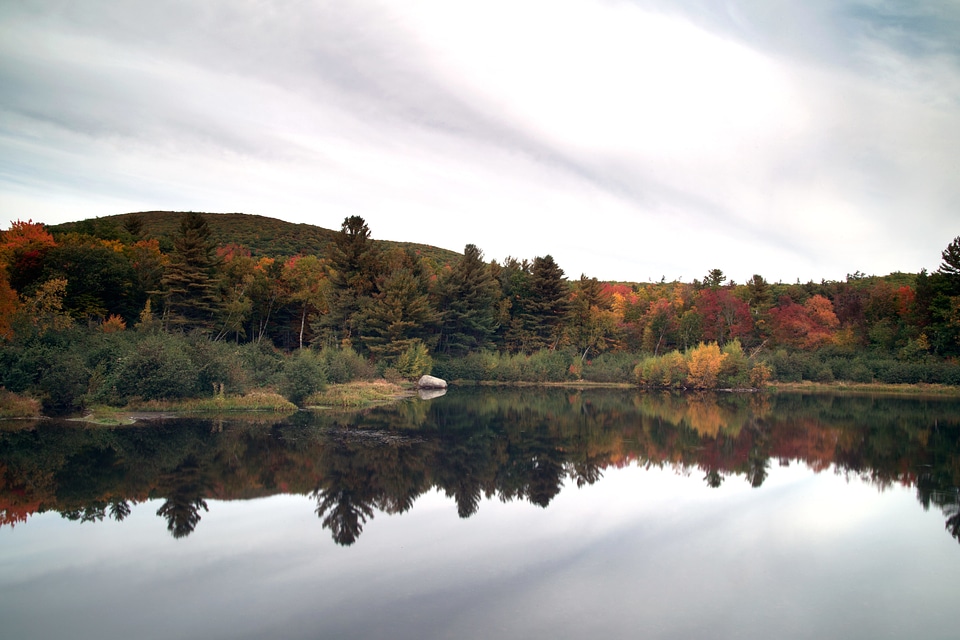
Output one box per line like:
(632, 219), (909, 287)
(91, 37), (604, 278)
(526, 350), (573, 382)
(239, 341), (285, 387)
(394, 340), (432, 379)
(320, 346), (375, 383)
(188, 335), (249, 395)
(40, 354), (89, 415)
(718, 340), (750, 388)
(280, 349), (327, 406)
(748, 362), (772, 388)
(113, 334), (199, 401)
(582, 352), (639, 383)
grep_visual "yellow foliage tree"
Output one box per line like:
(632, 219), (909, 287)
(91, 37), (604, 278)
(686, 342), (725, 389)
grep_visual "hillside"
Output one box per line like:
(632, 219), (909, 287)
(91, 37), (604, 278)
(49, 211), (461, 266)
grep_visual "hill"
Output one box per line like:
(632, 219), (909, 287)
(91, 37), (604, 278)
(49, 211), (461, 266)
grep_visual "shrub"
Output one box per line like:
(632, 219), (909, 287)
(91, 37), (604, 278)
(114, 334), (199, 401)
(581, 352), (637, 383)
(526, 350), (573, 382)
(687, 342), (725, 389)
(40, 354), (89, 415)
(239, 341), (285, 387)
(394, 340), (432, 379)
(748, 362), (772, 388)
(188, 335), (249, 394)
(718, 340), (750, 388)
(320, 346), (375, 383)
(281, 349), (327, 406)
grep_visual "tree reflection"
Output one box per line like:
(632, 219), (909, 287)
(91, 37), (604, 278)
(2, 390), (959, 546)
(155, 457), (209, 539)
(704, 469), (724, 488)
(109, 499), (132, 522)
(314, 488), (375, 546)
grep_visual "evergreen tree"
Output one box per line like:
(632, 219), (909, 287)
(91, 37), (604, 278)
(161, 212), (220, 332)
(939, 235), (960, 294)
(360, 252), (439, 362)
(497, 257), (535, 352)
(317, 216), (382, 349)
(436, 244), (500, 356)
(520, 255), (569, 352)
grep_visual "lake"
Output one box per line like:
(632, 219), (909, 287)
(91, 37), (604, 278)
(2, 388), (959, 639)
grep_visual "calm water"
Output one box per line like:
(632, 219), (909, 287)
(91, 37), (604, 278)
(2, 389), (959, 639)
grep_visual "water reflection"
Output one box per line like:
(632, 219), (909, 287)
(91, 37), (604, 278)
(1, 389), (959, 545)
(156, 457), (210, 539)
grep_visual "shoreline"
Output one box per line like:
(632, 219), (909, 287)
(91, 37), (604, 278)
(4, 379), (959, 424)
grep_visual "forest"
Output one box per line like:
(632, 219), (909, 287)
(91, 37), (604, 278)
(1, 211), (959, 415)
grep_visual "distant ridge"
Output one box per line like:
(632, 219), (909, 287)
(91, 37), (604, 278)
(49, 211), (462, 265)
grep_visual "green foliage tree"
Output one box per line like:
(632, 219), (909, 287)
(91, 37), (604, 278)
(510, 255), (569, 352)
(436, 244), (500, 356)
(940, 236), (960, 284)
(41, 238), (141, 323)
(318, 216), (383, 349)
(361, 250), (439, 363)
(161, 212), (221, 333)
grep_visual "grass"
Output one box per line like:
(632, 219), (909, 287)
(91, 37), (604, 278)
(0, 389), (41, 418)
(767, 381), (960, 397)
(77, 391), (298, 424)
(305, 381), (414, 409)
(125, 391), (298, 413)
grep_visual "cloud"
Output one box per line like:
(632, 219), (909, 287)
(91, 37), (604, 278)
(1, 0), (958, 282)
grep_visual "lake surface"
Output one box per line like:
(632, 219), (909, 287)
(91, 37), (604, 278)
(2, 388), (959, 639)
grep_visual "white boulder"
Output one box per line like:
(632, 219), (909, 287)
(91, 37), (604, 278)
(417, 375), (448, 389)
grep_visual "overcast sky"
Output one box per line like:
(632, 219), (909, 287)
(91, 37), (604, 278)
(1, 0), (958, 283)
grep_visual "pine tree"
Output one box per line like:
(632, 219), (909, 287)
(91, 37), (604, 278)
(436, 244), (500, 356)
(361, 260), (438, 362)
(161, 212), (220, 332)
(318, 216), (382, 348)
(940, 236), (960, 294)
(522, 255), (569, 351)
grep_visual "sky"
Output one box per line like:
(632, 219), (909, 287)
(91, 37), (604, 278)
(1, 0), (958, 283)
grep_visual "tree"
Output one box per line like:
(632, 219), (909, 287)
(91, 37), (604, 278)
(361, 250), (438, 362)
(319, 216), (382, 348)
(567, 275), (619, 360)
(523, 255), (569, 351)
(686, 342), (725, 388)
(768, 295), (839, 350)
(641, 297), (678, 356)
(940, 236), (960, 278)
(1, 220), (57, 296)
(435, 244), (500, 356)
(939, 236), (960, 297)
(40, 238), (140, 323)
(703, 268), (726, 289)
(696, 288), (753, 346)
(281, 255), (329, 350)
(496, 257), (533, 352)
(0, 271), (17, 340)
(161, 212), (221, 332)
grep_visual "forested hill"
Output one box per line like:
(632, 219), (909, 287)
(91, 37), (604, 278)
(49, 211), (461, 265)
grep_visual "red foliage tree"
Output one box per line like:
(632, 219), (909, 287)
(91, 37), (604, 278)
(696, 288), (753, 345)
(769, 295), (839, 350)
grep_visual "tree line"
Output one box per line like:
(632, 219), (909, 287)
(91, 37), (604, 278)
(1, 213), (959, 411)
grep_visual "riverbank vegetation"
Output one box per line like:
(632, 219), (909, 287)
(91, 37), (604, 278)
(1, 212), (958, 415)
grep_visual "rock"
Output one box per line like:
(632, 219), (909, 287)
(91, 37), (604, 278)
(417, 375), (447, 389)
